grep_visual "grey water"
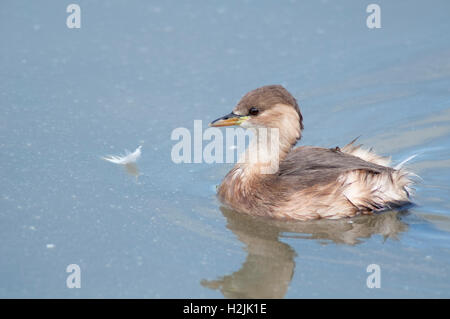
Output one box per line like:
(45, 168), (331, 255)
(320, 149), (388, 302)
(1, 0), (450, 298)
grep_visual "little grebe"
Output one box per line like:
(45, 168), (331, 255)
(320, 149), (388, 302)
(210, 85), (415, 221)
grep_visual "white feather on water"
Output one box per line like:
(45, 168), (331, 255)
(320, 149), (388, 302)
(102, 145), (142, 165)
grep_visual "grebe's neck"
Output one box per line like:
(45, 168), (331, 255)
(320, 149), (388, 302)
(238, 104), (301, 175)
(218, 104), (301, 202)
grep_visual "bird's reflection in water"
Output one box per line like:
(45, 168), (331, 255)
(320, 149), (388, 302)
(201, 207), (409, 298)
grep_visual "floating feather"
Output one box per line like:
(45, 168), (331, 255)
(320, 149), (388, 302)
(102, 145), (142, 165)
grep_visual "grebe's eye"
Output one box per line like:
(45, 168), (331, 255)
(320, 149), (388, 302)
(249, 107), (259, 116)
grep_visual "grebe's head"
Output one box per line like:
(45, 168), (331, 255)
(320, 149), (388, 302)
(210, 85), (303, 141)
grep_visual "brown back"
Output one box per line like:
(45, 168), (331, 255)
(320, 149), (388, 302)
(277, 146), (393, 190)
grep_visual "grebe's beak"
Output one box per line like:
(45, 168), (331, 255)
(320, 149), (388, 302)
(209, 112), (250, 127)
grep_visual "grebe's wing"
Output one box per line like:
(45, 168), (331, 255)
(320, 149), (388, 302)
(279, 146), (391, 175)
(277, 146), (393, 189)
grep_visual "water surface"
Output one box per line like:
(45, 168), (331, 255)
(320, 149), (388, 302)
(1, 0), (450, 298)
